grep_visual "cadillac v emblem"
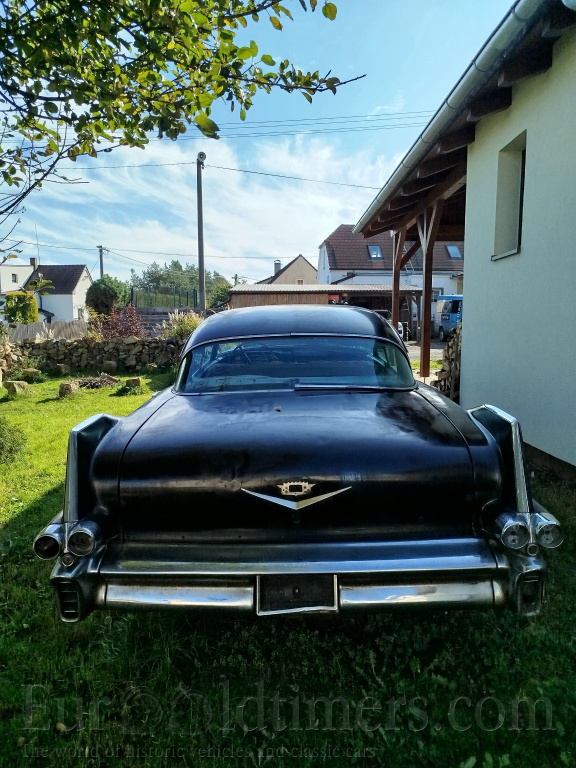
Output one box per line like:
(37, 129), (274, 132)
(278, 481), (315, 497)
(242, 484), (351, 510)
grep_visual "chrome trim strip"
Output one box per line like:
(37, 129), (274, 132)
(63, 414), (109, 525)
(99, 538), (500, 577)
(340, 581), (500, 608)
(471, 404), (531, 514)
(242, 487), (351, 510)
(102, 583), (254, 611)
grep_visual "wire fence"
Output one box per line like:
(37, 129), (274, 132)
(131, 287), (198, 309)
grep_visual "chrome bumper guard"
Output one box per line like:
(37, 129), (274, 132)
(50, 538), (546, 622)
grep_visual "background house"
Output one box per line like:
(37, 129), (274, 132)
(24, 264), (92, 322)
(257, 255), (318, 285)
(0, 257), (35, 303)
(319, 224), (463, 295)
(319, 224), (463, 332)
(228, 282), (421, 312)
(353, 0), (576, 469)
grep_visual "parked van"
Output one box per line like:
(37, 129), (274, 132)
(435, 295), (462, 342)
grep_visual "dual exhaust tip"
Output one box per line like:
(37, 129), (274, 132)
(33, 519), (101, 561)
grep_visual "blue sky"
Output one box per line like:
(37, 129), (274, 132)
(9, 0), (512, 285)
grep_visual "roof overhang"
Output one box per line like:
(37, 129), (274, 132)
(354, 0), (576, 240)
(229, 283), (422, 295)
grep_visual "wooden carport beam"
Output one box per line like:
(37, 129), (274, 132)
(436, 126), (475, 154)
(391, 162), (467, 235)
(543, 3), (576, 37)
(391, 230), (406, 329)
(467, 88), (512, 121)
(392, 237), (419, 328)
(497, 41), (554, 87)
(417, 201), (444, 379)
(401, 172), (446, 197)
(417, 149), (467, 178)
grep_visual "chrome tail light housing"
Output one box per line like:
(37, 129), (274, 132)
(494, 510), (530, 551)
(67, 520), (102, 557)
(533, 503), (564, 549)
(33, 515), (64, 560)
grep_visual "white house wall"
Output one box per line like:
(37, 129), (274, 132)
(73, 270), (92, 320)
(461, 28), (576, 465)
(0, 264), (33, 294)
(38, 294), (74, 322)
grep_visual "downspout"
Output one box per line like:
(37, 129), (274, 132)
(354, 0), (550, 234)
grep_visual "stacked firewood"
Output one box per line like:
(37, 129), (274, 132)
(431, 321), (462, 402)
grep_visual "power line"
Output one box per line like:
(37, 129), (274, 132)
(55, 160), (382, 189)
(205, 164), (379, 189)
(0, 110), (435, 145)
(42, 120), (429, 170)
(168, 110), (436, 130)
(3, 237), (291, 261)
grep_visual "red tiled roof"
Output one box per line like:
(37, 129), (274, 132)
(320, 224), (464, 273)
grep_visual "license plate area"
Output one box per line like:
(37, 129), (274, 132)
(257, 574), (338, 615)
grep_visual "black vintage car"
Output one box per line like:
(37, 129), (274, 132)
(34, 305), (562, 622)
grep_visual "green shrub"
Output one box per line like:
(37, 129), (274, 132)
(113, 384), (147, 397)
(86, 275), (131, 315)
(0, 415), (27, 464)
(3, 292), (39, 323)
(5, 356), (47, 383)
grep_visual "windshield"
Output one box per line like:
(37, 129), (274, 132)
(176, 335), (414, 394)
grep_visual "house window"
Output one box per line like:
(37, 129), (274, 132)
(367, 245), (383, 259)
(493, 131), (526, 260)
(432, 288), (443, 303)
(11, 273), (17, 282)
(296, 279), (304, 285)
(445, 245), (462, 260)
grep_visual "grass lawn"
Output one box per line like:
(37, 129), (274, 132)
(0, 376), (575, 767)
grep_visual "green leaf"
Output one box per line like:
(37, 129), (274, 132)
(322, 2), (337, 20)
(250, 40), (258, 56)
(236, 47), (253, 60)
(193, 114), (220, 139)
(238, 16), (247, 27)
(302, 92), (312, 103)
(310, 0), (318, 10)
(261, 54), (276, 66)
(198, 92), (213, 108)
(269, 16), (283, 30)
(44, 102), (58, 115)
(240, 108), (246, 121)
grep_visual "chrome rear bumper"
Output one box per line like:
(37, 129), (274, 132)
(50, 538), (546, 622)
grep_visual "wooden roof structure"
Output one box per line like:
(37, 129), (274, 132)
(354, 0), (576, 376)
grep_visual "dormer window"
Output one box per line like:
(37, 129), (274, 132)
(368, 245), (383, 259)
(446, 245), (462, 260)
(11, 273), (17, 282)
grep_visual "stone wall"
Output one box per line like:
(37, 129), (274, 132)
(0, 336), (185, 374)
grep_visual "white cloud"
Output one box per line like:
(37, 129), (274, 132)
(12, 134), (401, 285)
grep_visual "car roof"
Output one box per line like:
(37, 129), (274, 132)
(184, 305), (401, 351)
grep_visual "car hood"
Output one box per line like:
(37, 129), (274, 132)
(100, 388), (489, 538)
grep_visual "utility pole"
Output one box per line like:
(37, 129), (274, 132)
(196, 152), (206, 314)
(97, 245), (104, 278)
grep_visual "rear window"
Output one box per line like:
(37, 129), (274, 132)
(175, 335), (414, 394)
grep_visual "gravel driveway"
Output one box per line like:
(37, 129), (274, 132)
(405, 339), (446, 363)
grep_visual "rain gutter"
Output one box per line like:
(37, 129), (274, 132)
(353, 0), (552, 235)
